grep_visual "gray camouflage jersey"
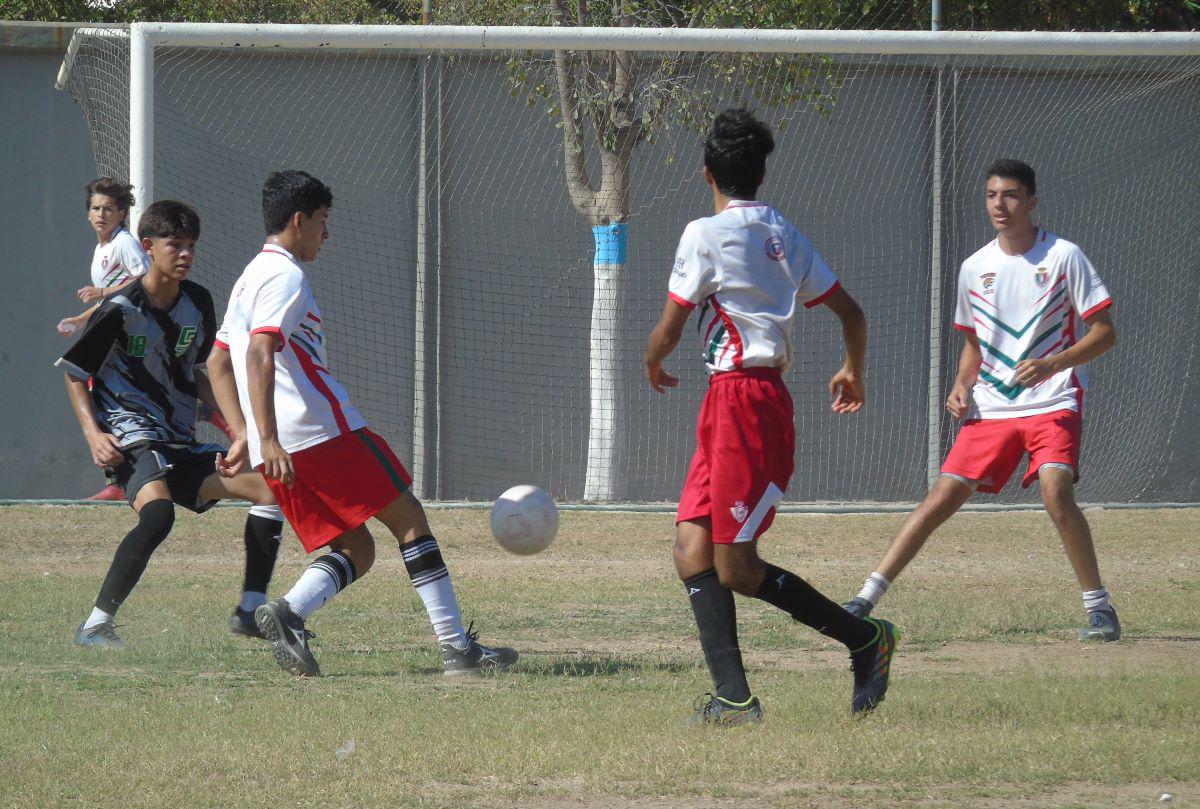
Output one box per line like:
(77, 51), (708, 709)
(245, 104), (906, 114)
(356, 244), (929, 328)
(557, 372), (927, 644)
(56, 278), (220, 449)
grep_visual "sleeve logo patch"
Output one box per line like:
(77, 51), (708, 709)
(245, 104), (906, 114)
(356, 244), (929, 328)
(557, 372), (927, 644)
(764, 236), (785, 261)
(671, 256), (686, 278)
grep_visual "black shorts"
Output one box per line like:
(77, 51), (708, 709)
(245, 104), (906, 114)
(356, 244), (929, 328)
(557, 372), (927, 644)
(112, 442), (221, 513)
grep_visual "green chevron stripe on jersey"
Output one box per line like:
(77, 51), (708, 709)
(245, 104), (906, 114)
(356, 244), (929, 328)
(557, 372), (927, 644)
(979, 368), (1025, 400)
(705, 325), (727, 365)
(971, 286), (1066, 339)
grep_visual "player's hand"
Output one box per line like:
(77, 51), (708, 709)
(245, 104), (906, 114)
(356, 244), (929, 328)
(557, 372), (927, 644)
(57, 315), (84, 336)
(216, 439), (248, 478)
(78, 285), (104, 304)
(828, 365), (864, 414)
(645, 360), (679, 394)
(86, 431), (124, 468)
(260, 438), (295, 488)
(945, 383), (973, 419)
(1014, 356), (1062, 386)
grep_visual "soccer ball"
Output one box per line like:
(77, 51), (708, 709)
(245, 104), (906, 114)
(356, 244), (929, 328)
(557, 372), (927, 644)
(490, 485), (558, 555)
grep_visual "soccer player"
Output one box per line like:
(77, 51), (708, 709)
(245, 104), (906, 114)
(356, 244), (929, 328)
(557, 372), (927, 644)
(58, 178), (152, 501)
(209, 170), (516, 678)
(843, 159), (1121, 643)
(56, 200), (283, 648)
(57, 178), (150, 339)
(645, 109), (898, 724)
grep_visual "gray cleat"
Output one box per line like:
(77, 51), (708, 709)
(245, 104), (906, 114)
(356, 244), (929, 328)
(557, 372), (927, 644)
(442, 624), (518, 676)
(75, 621), (124, 649)
(843, 596), (874, 619)
(255, 599), (320, 676)
(687, 693), (763, 727)
(229, 607), (266, 639)
(1078, 608), (1121, 642)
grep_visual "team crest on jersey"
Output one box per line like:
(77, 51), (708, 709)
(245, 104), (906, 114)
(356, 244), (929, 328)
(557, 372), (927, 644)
(174, 326), (197, 356)
(981, 272), (997, 294)
(1034, 266), (1050, 286)
(730, 500), (749, 523)
(764, 236), (785, 261)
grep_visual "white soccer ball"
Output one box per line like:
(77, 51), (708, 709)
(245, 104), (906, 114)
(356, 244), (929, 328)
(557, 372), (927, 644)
(490, 485), (558, 555)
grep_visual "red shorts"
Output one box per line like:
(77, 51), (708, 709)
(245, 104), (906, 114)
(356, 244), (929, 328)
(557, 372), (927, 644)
(941, 408), (1081, 494)
(676, 368), (794, 543)
(264, 427), (412, 552)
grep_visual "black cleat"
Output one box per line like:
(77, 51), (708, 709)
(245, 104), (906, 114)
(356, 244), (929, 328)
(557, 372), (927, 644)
(842, 596), (874, 619)
(441, 623), (518, 676)
(74, 621), (124, 649)
(850, 617), (899, 714)
(229, 607), (266, 639)
(255, 599), (320, 677)
(687, 693), (763, 727)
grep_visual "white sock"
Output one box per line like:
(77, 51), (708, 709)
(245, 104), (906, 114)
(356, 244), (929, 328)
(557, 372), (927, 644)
(282, 551), (356, 619)
(84, 607), (115, 630)
(239, 591), (268, 612)
(1083, 587), (1112, 613)
(856, 572), (890, 606)
(249, 504), (285, 521)
(400, 536), (466, 646)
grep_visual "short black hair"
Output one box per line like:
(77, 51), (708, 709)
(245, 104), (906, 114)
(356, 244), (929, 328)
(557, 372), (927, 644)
(137, 200), (201, 241)
(703, 108), (775, 199)
(263, 170), (333, 235)
(85, 177), (135, 218)
(986, 159), (1036, 196)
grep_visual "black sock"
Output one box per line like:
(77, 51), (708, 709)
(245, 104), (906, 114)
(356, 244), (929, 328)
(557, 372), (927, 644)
(684, 569), (751, 704)
(95, 500), (175, 614)
(242, 514), (283, 596)
(755, 563), (876, 650)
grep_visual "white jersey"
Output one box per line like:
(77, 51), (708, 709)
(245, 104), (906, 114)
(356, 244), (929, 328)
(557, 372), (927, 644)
(216, 244), (367, 467)
(90, 226), (149, 289)
(668, 200), (840, 374)
(954, 229), (1112, 420)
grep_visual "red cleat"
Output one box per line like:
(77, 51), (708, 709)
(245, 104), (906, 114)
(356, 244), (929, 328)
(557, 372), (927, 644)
(85, 484), (126, 502)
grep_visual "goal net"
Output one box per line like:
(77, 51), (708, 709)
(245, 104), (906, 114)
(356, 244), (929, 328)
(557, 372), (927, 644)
(57, 25), (1200, 505)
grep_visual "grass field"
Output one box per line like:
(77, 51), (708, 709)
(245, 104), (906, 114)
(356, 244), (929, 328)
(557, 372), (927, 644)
(1, 504), (1197, 808)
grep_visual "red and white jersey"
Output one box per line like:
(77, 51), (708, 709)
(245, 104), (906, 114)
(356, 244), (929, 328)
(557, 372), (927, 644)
(90, 226), (149, 289)
(216, 244), (366, 467)
(667, 200), (840, 374)
(954, 229), (1112, 420)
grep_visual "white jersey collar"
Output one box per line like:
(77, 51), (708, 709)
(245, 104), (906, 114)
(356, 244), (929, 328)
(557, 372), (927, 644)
(261, 243), (300, 264)
(723, 199), (768, 210)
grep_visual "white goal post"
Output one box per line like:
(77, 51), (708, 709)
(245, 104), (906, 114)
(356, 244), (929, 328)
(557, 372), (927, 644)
(57, 23), (1200, 505)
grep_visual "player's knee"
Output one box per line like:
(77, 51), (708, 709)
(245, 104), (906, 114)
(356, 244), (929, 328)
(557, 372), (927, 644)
(331, 531), (375, 575)
(138, 499), (176, 539)
(713, 558), (756, 595)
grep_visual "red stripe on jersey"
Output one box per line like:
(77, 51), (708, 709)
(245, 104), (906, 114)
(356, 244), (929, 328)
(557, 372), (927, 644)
(708, 296), (744, 369)
(953, 323), (976, 333)
(306, 311), (322, 324)
(213, 339), (230, 351)
(1031, 275), (1066, 306)
(804, 280), (842, 309)
(968, 290), (999, 310)
(1081, 298), (1113, 320)
(667, 292), (697, 310)
(290, 343), (350, 435)
(251, 326), (286, 352)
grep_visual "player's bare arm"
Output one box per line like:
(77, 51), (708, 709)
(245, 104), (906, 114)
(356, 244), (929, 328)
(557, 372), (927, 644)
(198, 350), (251, 476)
(946, 334), (982, 419)
(1014, 308), (1116, 386)
(821, 287), (868, 414)
(63, 373), (124, 467)
(644, 299), (691, 393)
(78, 278), (135, 305)
(246, 331), (294, 486)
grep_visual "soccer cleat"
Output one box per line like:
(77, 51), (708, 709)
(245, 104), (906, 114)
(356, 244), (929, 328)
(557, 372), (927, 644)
(687, 693), (763, 727)
(842, 596), (874, 619)
(1078, 607), (1121, 642)
(74, 620), (124, 648)
(254, 599), (320, 677)
(850, 617), (899, 715)
(85, 483), (126, 502)
(441, 623), (518, 677)
(229, 607), (266, 639)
